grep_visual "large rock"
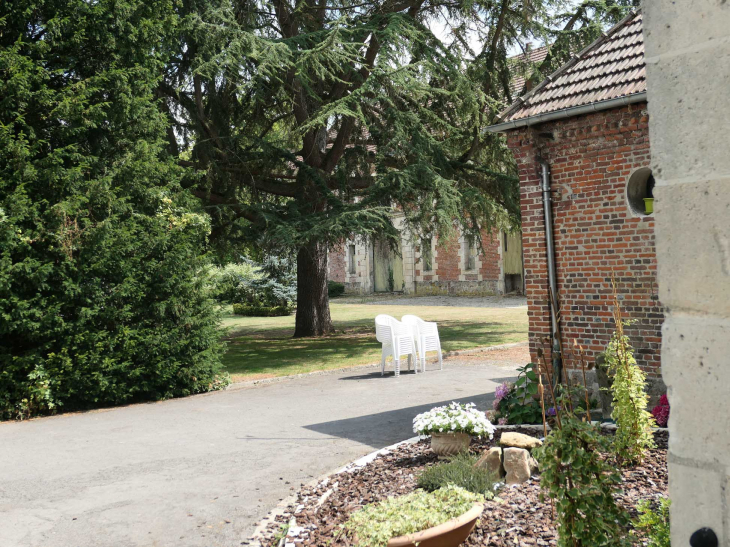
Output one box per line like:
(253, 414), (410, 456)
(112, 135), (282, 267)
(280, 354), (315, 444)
(475, 447), (505, 478)
(503, 447), (532, 484)
(499, 432), (543, 450)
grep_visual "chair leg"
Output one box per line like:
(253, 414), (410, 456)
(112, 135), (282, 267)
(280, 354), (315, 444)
(395, 359), (400, 377)
(381, 350), (386, 376)
(438, 346), (443, 370)
(408, 354), (412, 372)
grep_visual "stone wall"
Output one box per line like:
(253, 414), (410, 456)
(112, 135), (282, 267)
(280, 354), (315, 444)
(329, 224), (506, 295)
(505, 103), (665, 391)
(643, 3), (730, 545)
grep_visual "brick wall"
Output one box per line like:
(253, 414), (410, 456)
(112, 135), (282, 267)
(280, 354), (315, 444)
(478, 231), (502, 283)
(328, 242), (346, 283)
(413, 229), (502, 294)
(506, 103), (664, 383)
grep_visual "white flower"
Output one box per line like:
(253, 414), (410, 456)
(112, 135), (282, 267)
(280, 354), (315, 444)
(412, 401), (495, 439)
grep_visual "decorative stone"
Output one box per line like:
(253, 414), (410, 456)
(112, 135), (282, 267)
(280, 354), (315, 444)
(499, 432), (543, 450)
(475, 447), (505, 478)
(503, 448), (531, 485)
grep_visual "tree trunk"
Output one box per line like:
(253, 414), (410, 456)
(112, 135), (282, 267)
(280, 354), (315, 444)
(294, 240), (334, 337)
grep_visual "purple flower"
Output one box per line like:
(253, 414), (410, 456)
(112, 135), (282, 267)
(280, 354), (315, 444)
(492, 398), (500, 410)
(495, 382), (511, 401)
(547, 407), (557, 417)
(498, 417), (508, 426)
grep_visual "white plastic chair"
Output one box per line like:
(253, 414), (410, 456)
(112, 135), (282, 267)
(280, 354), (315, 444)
(402, 315), (443, 372)
(375, 314), (419, 377)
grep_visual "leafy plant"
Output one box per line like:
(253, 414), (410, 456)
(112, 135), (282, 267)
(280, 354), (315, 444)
(534, 402), (632, 547)
(343, 486), (484, 547)
(417, 453), (496, 498)
(605, 286), (656, 465)
(207, 262), (261, 303)
(634, 497), (670, 547)
(490, 363), (543, 425)
(327, 281), (345, 298)
(413, 402), (495, 438)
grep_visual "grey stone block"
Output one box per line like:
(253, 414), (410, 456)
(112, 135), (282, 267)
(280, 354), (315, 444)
(653, 180), (730, 317)
(661, 315), (730, 464)
(643, 0), (730, 58)
(668, 463), (726, 547)
(646, 46), (730, 180)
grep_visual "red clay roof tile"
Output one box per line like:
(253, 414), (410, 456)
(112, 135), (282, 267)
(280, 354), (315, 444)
(498, 11), (645, 123)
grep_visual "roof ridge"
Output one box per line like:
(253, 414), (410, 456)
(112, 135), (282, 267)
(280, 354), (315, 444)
(496, 9), (642, 123)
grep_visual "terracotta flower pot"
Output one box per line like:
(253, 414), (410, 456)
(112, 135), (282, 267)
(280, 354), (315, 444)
(430, 432), (471, 458)
(387, 503), (484, 547)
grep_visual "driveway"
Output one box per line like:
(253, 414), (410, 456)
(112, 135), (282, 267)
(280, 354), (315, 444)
(0, 356), (520, 547)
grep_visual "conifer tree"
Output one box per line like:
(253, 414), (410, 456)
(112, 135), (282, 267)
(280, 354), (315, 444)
(162, 0), (638, 336)
(0, 0), (224, 418)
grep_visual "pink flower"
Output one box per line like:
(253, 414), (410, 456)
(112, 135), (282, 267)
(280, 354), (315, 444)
(495, 382), (511, 401)
(492, 398), (500, 410)
(498, 417), (508, 426)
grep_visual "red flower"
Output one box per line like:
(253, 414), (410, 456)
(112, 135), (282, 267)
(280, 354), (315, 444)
(652, 394), (670, 427)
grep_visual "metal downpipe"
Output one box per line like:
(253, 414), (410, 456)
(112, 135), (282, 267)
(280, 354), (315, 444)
(540, 160), (563, 386)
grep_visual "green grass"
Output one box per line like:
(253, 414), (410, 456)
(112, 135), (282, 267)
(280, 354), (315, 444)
(221, 301), (527, 381)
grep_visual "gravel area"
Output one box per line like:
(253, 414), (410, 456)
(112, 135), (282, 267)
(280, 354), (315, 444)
(337, 295), (527, 308)
(257, 428), (667, 547)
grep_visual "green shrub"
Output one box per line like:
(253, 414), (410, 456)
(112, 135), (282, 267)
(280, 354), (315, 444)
(491, 363), (543, 425)
(634, 497), (670, 547)
(232, 304), (292, 317)
(606, 297), (656, 465)
(207, 263), (261, 303)
(343, 486), (484, 547)
(417, 453), (496, 498)
(0, 0), (224, 420)
(534, 407), (632, 547)
(328, 280), (345, 298)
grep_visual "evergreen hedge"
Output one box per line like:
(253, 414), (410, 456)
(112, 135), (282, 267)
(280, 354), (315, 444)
(327, 281), (345, 298)
(0, 0), (225, 419)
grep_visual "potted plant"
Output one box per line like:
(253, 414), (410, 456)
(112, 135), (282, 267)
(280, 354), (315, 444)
(344, 485), (485, 547)
(413, 402), (495, 457)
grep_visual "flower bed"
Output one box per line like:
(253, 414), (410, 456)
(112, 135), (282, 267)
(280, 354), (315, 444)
(255, 427), (668, 547)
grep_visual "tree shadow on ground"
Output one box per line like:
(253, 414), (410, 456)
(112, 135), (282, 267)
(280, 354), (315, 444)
(302, 396), (499, 448)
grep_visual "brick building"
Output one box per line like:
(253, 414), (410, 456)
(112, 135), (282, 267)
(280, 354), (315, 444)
(328, 218), (523, 296)
(487, 11), (665, 393)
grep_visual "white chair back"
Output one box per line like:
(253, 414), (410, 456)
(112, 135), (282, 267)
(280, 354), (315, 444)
(375, 314), (395, 344)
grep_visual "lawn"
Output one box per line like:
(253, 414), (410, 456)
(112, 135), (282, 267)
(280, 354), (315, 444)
(220, 300), (528, 381)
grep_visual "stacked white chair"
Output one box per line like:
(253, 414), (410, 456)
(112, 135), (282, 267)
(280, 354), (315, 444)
(374, 314), (419, 377)
(401, 315), (443, 373)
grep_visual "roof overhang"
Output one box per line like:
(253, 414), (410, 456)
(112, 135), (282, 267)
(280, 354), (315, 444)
(486, 92), (647, 133)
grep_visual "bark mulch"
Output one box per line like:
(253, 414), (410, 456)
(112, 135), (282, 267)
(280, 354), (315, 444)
(256, 427), (667, 547)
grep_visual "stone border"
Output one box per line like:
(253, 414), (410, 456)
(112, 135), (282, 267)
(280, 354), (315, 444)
(228, 342), (526, 391)
(245, 436), (422, 547)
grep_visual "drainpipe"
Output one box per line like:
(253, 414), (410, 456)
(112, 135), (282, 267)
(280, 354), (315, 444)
(539, 160), (563, 385)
